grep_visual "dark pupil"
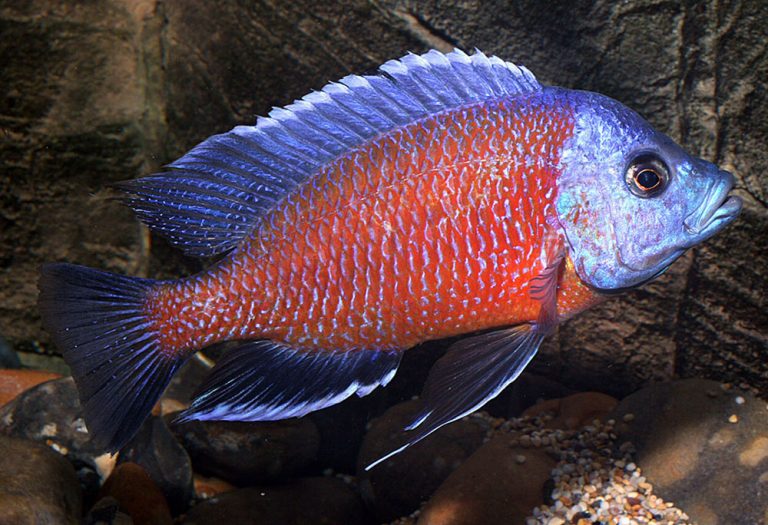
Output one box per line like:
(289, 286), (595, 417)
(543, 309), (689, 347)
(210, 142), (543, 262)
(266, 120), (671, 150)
(636, 169), (660, 190)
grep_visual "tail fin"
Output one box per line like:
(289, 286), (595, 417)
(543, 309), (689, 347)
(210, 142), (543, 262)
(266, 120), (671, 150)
(38, 263), (185, 453)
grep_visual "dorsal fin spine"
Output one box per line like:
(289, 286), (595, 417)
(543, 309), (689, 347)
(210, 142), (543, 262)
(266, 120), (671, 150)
(117, 49), (542, 257)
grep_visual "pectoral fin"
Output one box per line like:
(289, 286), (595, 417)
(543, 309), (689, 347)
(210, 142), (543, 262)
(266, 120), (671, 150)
(365, 252), (564, 470)
(365, 324), (544, 470)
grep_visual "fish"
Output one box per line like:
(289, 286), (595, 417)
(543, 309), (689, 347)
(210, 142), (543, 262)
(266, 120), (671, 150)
(37, 49), (742, 469)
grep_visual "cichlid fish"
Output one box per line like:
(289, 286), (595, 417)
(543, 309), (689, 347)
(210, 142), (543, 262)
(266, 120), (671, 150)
(38, 49), (741, 468)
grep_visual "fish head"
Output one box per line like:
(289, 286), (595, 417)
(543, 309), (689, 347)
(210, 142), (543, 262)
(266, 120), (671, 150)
(554, 89), (742, 292)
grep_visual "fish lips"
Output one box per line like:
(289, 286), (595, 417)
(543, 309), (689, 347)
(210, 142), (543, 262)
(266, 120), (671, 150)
(683, 171), (743, 245)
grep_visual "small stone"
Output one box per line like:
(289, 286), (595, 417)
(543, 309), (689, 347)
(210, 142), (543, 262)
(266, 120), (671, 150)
(735, 396), (746, 405)
(99, 462), (172, 525)
(622, 413), (635, 423)
(524, 392), (618, 431)
(193, 474), (236, 499)
(728, 414), (739, 424)
(515, 454), (527, 464)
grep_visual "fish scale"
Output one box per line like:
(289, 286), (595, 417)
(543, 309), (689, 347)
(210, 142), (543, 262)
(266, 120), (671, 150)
(146, 96), (577, 354)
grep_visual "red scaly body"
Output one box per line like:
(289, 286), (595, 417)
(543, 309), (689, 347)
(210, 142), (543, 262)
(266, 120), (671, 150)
(147, 96), (600, 357)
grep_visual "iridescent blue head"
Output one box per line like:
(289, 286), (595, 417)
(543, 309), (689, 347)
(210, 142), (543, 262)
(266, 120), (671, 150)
(553, 88), (742, 291)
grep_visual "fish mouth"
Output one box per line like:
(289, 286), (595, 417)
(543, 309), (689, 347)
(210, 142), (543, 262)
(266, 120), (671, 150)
(683, 171), (743, 244)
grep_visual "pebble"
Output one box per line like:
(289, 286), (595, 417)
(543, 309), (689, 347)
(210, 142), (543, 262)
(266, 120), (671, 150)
(99, 462), (173, 525)
(193, 474), (236, 499)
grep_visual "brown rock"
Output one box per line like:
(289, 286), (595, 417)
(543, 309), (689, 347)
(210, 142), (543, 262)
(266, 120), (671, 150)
(0, 436), (82, 525)
(418, 437), (556, 525)
(193, 474), (236, 499)
(181, 477), (369, 524)
(609, 378), (768, 524)
(0, 369), (61, 407)
(357, 400), (490, 522)
(170, 417), (320, 485)
(100, 462), (172, 525)
(522, 391), (618, 430)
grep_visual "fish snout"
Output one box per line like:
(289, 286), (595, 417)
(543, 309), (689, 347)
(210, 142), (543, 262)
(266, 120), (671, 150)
(683, 169), (742, 241)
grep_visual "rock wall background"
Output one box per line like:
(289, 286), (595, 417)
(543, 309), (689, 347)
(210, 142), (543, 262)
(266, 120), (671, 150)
(1, 0), (766, 397)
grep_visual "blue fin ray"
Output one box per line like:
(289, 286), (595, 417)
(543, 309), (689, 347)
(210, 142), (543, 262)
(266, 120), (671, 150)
(178, 341), (402, 423)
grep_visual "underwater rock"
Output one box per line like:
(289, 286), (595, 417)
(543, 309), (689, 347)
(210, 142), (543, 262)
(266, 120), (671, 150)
(0, 335), (20, 369)
(0, 368), (61, 408)
(119, 415), (194, 515)
(193, 474), (236, 499)
(522, 391), (619, 430)
(181, 477), (369, 524)
(418, 436), (555, 525)
(85, 497), (134, 525)
(0, 377), (110, 483)
(169, 417), (320, 485)
(357, 400), (490, 522)
(609, 378), (768, 525)
(0, 435), (82, 524)
(483, 372), (576, 419)
(99, 462), (173, 525)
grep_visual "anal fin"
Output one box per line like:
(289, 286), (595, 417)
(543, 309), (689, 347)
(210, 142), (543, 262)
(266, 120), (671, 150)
(177, 341), (401, 423)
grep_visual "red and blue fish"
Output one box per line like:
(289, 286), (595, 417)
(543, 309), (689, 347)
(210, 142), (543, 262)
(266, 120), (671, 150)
(38, 49), (741, 468)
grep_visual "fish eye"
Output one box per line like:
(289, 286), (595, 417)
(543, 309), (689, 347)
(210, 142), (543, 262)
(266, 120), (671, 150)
(626, 153), (669, 198)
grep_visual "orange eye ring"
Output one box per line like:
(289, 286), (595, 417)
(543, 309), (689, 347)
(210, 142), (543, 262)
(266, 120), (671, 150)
(634, 168), (662, 191)
(626, 154), (669, 198)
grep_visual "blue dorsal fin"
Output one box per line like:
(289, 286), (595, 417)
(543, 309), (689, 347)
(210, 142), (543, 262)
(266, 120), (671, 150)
(116, 49), (542, 257)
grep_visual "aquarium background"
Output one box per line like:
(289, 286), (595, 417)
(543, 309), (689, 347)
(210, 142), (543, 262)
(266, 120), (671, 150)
(0, 1), (766, 524)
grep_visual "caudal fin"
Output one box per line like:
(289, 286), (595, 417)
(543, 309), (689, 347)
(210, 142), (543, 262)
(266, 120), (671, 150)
(38, 263), (184, 452)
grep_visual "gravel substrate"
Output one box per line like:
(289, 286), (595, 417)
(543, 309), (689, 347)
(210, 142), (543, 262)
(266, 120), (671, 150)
(389, 412), (693, 525)
(487, 414), (692, 525)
